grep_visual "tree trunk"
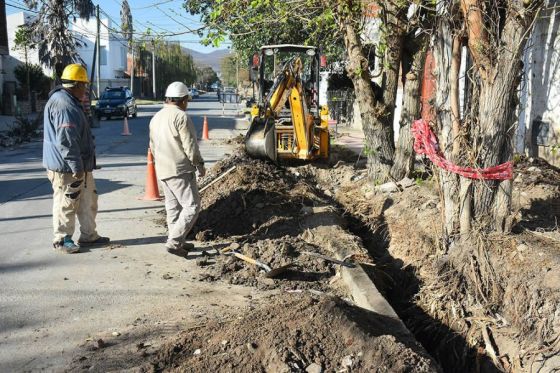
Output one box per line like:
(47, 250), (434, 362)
(450, 36), (462, 159)
(391, 35), (428, 180)
(25, 48), (31, 101)
(340, 19), (396, 183)
(433, 0), (543, 243)
(434, 19), (459, 246)
(380, 1), (406, 136)
(472, 18), (529, 231)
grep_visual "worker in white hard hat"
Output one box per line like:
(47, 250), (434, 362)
(43, 63), (110, 253)
(149, 81), (205, 256)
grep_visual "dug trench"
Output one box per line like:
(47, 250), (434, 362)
(190, 145), (560, 372)
(170, 148), (440, 371)
(295, 152), (560, 372)
(68, 146), (440, 372)
(69, 145), (559, 372)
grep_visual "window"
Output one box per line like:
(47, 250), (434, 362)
(100, 46), (107, 66)
(101, 91), (125, 99)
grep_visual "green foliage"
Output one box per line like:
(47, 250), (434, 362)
(220, 55), (236, 87)
(184, 0), (345, 64)
(220, 54), (249, 88)
(12, 25), (34, 59)
(138, 41), (197, 97)
(24, 0), (95, 78)
(14, 64), (52, 98)
(196, 66), (219, 89)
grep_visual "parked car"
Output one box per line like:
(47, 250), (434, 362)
(95, 87), (137, 120)
(191, 88), (199, 98)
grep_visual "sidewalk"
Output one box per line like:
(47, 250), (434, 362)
(0, 104), (257, 371)
(0, 113), (40, 132)
(329, 122), (365, 156)
(0, 115), (17, 132)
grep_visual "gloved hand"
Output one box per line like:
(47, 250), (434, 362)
(196, 164), (206, 178)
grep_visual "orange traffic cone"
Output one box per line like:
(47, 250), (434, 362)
(202, 116), (210, 140)
(141, 148), (162, 201)
(121, 116), (132, 136)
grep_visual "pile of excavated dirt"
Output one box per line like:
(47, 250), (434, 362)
(193, 149), (324, 240)
(160, 148), (360, 294)
(301, 155), (560, 372)
(70, 145), (437, 372)
(153, 141), (559, 371)
(128, 293), (439, 372)
(200, 236), (343, 293)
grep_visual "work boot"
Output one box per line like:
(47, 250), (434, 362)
(78, 236), (111, 247)
(182, 242), (195, 251)
(166, 242), (192, 257)
(53, 236), (80, 254)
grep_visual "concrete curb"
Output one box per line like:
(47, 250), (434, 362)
(299, 206), (410, 333)
(339, 260), (401, 319)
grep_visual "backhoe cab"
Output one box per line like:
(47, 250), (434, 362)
(245, 45), (329, 162)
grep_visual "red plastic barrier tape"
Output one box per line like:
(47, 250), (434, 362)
(411, 119), (513, 180)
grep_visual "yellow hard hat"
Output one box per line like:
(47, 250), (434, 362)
(61, 64), (89, 83)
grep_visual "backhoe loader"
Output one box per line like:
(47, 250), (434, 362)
(245, 45), (329, 162)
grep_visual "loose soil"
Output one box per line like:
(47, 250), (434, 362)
(69, 142), (559, 372)
(134, 293), (438, 372)
(68, 145), (440, 372)
(300, 155), (560, 372)
(188, 149), (358, 294)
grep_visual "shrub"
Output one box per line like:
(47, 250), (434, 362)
(14, 64), (53, 99)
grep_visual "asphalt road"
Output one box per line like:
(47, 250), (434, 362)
(0, 94), (256, 371)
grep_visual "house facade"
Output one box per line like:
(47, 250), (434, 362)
(72, 16), (129, 96)
(4, 11), (128, 100)
(517, 4), (560, 165)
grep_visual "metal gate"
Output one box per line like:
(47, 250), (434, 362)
(326, 89), (354, 127)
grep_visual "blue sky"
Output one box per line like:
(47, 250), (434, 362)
(5, 0), (229, 54)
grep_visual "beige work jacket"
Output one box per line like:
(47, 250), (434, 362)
(149, 104), (204, 180)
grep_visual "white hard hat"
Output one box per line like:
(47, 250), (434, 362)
(165, 81), (189, 98)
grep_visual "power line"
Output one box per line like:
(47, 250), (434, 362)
(5, 1), (38, 13)
(6, 1), (220, 56)
(132, 0), (175, 10)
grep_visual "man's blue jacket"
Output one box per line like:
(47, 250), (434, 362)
(42, 87), (95, 174)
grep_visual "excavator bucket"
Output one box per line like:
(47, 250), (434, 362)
(245, 117), (277, 162)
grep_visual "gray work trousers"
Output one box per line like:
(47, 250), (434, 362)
(47, 171), (100, 244)
(161, 173), (201, 247)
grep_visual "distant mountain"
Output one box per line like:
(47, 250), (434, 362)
(182, 47), (231, 73)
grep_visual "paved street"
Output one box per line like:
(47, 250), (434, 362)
(0, 95), (254, 371)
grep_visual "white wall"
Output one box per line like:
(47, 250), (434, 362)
(72, 17), (128, 84)
(518, 4), (560, 165)
(5, 12), (51, 82)
(6, 11), (126, 87)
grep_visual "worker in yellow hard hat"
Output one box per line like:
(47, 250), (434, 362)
(43, 63), (110, 253)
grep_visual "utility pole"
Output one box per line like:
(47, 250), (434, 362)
(95, 5), (101, 98)
(152, 48), (156, 99)
(236, 52), (239, 92)
(130, 45), (134, 94)
(236, 52), (239, 106)
(0, 0), (8, 100)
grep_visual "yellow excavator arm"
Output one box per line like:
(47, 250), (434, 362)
(263, 58), (314, 158)
(245, 46), (329, 162)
